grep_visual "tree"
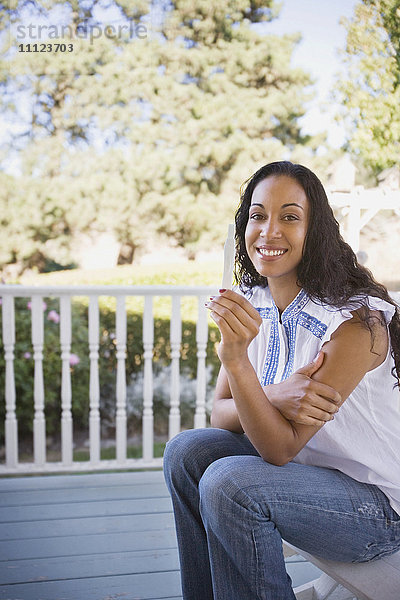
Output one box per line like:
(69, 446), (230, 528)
(335, 0), (400, 173)
(1, 0), (322, 272)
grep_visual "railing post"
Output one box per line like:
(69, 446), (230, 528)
(2, 295), (18, 468)
(60, 296), (73, 466)
(143, 295), (154, 461)
(195, 296), (208, 429)
(31, 296), (46, 467)
(88, 296), (100, 465)
(116, 295), (127, 464)
(169, 295), (181, 439)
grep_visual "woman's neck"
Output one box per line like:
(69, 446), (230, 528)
(268, 280), (302, 315)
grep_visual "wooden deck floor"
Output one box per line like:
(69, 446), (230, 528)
(0, 470), (321, 600)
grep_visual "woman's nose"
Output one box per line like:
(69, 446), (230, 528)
(260, 218), (282, 238)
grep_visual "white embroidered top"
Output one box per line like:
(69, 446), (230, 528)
(242, 285), (400, 516)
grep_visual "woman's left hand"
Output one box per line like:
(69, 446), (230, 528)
(206, 289), (262, 367)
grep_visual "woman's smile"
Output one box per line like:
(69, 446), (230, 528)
(256, 246), (288, 259)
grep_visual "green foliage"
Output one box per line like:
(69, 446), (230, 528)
(0, 0), (324, 273)
(72, 441), (166, 462)
(335, 0), (400, 172)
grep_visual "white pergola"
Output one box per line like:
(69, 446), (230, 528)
(328, 188), (400, 253)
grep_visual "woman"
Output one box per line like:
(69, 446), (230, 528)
(163, 161), (400, 600)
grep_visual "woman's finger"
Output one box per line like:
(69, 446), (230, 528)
(308, 406), (336, 422)
(309, 394), (339, 414)
(218, 289), (262, 325)
(208, 295), (260, 331)
(208, 302), (251, 339)
(299, 416), (328, 426)
(207, 299), (260, 341)
(308, 381), (342, 405)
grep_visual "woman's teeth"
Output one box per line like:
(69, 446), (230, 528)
(258, 249), (286, 256)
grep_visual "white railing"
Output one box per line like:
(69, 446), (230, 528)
(0, 285), (217, 474)
(2, 285), (400, 475)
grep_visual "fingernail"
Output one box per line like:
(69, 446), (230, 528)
(209, 296), (216, 300)
(219, 289), (227, 293)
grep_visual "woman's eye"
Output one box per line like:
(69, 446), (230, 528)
(249, 213), (264, 220)
(282, 214), (299, 221)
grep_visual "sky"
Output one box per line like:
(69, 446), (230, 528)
(263, 0), (358, 147)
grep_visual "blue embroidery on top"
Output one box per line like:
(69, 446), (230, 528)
(262, 318), (280, 385)
(298, 312), (327, 339)
(256, 303), (281, 385)
(281, 289), (309, 323)
(255, 306), (274, 319)
(255, 290), (328, 384)
(282, 319), (296, 380)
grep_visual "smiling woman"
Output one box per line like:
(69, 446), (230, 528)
(163, 161), (400, 600)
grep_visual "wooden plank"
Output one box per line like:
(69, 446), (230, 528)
(0, 469), (165, 491)
(0, 512), (175, 542)
(0, 482), (169, 507)
(0, 560), (321, 599)
(285, 561), (322, 589)
(0, 550), (318, 587)
(0, 496), (172, 522)
(0, 528), (178, 560)
(0, 571), (182, 600)
(0, 548), (180, 584)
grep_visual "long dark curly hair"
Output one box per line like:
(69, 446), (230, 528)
(235, 160), (400, 386)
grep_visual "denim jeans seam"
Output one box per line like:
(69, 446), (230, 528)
(261, 499), (391, 523)
(251, 526), (262, 599)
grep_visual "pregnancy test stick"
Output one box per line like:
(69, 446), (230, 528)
(221, 223), (235, 290)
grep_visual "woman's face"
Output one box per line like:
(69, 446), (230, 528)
(245, 175), (310, 289)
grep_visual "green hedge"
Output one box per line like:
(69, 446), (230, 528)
(0, 296), (221, 446)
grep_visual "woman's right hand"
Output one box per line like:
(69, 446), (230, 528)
(266, 352), (342, 426)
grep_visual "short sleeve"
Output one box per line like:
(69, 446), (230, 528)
(321, 296), (396, 344)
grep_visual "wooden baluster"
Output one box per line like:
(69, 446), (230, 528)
(2, 295), (18, 468)
(31, 296), (46, 466)
(60, 296), (73, 466)
(169, 295), (181, 439)
(142, 295), (154, 461)
(116, 296), (127, 464)
(88, 296), (100, 465)
(194, 295), (208, 429)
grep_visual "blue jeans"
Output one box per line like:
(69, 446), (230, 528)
(163, 428), (400, 600)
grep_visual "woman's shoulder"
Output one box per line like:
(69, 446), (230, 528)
(308, 294), (396, 346)
(311, 294), (396, 325)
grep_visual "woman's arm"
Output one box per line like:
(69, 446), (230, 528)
(208, 290), (388, 466)
(211, 366), (244, 433)
(211, 351), (342, 430)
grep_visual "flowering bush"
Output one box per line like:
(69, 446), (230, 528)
(0, 297), (220, 447)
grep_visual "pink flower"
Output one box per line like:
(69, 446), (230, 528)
(69, 353), (80, 366)
(47, 310), (60, 323)
(24, 352), (31, 359)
